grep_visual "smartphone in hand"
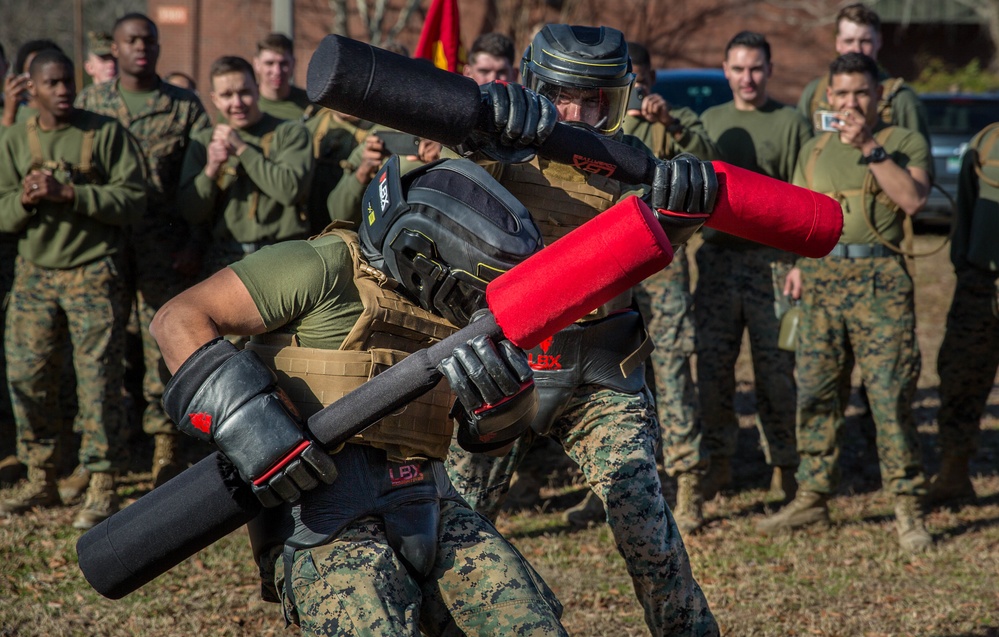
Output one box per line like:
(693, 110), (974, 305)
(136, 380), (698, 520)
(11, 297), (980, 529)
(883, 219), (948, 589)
(376, 131), (421, 156)
(627, 85), (647, 111)
(813, 110), (842, 132)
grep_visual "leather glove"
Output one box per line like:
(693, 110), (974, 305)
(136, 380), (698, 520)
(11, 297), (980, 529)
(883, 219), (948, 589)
(163, 338), (338, 507)
(438, 334), (539, 453)
(645, 154), (719, 247)
(457, 81), (557, 163)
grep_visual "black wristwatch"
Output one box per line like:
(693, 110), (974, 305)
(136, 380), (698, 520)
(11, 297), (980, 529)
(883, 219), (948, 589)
(862, 146), (888, 164)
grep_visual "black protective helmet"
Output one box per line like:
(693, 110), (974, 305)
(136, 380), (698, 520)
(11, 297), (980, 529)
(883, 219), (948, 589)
(359, 156), (543, 327)
(521, 24), (634, 136)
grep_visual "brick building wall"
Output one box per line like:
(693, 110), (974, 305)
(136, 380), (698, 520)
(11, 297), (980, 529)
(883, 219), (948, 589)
(147, 0), (988, 116)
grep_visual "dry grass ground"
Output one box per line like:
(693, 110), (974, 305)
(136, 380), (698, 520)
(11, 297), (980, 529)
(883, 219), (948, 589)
(2, 232), (997, 637)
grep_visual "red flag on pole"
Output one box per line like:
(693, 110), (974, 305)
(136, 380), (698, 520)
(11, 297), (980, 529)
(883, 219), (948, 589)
(414, 0), (465, 73)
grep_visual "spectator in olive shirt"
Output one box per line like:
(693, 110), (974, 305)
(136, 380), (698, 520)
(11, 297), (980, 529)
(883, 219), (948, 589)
(178, 55), (313, 277)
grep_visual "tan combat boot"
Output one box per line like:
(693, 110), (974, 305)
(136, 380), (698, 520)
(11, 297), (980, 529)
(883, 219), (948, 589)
(72, 472), (119, 530)
(673, 472), (705, 534)
(0, 466), (60, 515)
(765, 466), (798, 504)
(152, 433), (182, 488)
(927, 453), (975, 505)
(58, 464), (92, 504)
(894, 494), (932, 553)
(757, 491), (830, 535)
(701, 456), (731, 501)
(563, 490), (605, 527)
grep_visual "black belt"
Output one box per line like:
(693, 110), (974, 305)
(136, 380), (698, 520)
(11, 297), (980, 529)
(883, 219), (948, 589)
(828, 243), (896, 258)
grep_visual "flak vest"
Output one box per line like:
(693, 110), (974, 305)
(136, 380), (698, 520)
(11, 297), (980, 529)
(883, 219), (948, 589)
(245, 228), (458, 462)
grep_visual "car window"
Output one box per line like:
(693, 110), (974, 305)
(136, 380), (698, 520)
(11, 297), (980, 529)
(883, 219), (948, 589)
(651, 70), (733, 115)
(922, 97), (999, 137)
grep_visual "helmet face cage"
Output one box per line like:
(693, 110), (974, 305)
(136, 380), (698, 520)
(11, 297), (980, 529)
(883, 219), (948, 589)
(359, 157), (543, 327)
(521, 24), (635, 136)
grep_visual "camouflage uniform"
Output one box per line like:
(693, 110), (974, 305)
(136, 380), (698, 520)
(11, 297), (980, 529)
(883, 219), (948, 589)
(76, 79), (211, 438)
(624, 108), (717, 476)
(229, 233), (566, 635)
(936, 123), (999, 460)
(697, 99), (813, 473)
(790, 124), (930, 496)
(445, 151), (719, 637)
(0, 110), (145, 474)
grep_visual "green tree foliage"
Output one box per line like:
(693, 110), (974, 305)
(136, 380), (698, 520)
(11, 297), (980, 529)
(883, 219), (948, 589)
(910, 57), (999, 93)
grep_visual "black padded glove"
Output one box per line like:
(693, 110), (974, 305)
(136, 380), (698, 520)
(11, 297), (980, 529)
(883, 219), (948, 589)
(438, 334), (539, 453)
(645, 154), (719, 247)
(162, 337), (338, 507)
(458, 81), (557, 163)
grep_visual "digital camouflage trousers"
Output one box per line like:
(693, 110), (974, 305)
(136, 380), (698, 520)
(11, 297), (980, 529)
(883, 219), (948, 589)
(276, 499), (567, 636)
(694, 242), (798, 467)
(6, 255), (128, 473)
(795, 256), (926, 495)
(446, 386), (719, 637)
(634, 246), (705, 476)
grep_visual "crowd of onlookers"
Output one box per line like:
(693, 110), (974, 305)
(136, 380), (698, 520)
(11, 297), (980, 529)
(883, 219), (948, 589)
(0, 0), (995, 602)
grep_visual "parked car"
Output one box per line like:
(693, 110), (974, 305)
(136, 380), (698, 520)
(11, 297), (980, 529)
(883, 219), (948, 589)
(651, 68), (733, 115)
(919, 92), (999, 225)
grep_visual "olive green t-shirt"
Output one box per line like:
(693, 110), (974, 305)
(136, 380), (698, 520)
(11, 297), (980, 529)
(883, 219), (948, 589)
(0, 110), (146, 268)
(118, 86), (158, 116)
(792, 124), (930, 245)
(258, 86), (313, 122)
(229, 233), (364, 349)
(701, 98), (814, 246)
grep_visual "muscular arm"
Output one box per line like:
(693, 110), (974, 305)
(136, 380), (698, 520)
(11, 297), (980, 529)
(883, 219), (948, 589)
(868, 158), (930, 217)
(150, 267), (268, 373)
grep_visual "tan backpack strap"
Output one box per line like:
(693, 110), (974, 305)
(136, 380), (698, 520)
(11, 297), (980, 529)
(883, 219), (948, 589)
(247, 130), (276, 221)
(352, 125), (369, 146)
(651, 121), (667, 159)
(25, 116), (45, 168)
(312, 110), (334, 158)
(878, 77), (905, 124)
(803, 132), (834, 191)
(809, 75), (829, 120)
(78, 129), (95, 177)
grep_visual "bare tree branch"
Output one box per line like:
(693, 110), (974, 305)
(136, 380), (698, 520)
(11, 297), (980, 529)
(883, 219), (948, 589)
(390, 0), (425, 41)
(330, 0), (348, 35)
